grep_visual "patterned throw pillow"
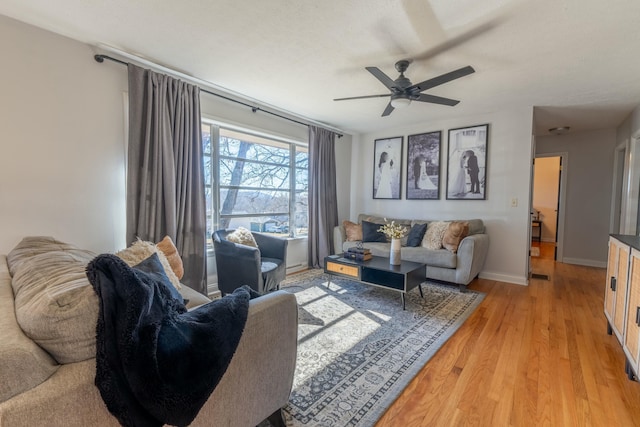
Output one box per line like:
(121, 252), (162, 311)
(442, 221), (470, 253)
(421, 221), (450, 250)
(343, 220), (363, 241)
(226, 227), (258, 248)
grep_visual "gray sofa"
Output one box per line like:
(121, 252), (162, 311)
(334, 214), (490, 290)
(0, 239), (298, 427)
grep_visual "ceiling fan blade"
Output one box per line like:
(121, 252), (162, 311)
(409, 66), (475, 92)
(411, 20), (497, 62)
(382, 103), (395, 117)
(366, 67), (397, 90)
(333, 94), (391, 101)
(415, 94), (460, 106)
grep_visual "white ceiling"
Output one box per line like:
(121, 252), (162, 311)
(2, 0), (640, 136)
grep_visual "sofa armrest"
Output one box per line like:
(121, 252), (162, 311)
(455, 233), (490, 285)
(334, 225), (346, 255)
(0, 291), (299, 427)
(193, 290), (298, 426)
(252, 232), (288, 260)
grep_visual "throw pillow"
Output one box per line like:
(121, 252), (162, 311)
(361, 220), (387, 243)
(156, 235), (184, 280)
(422, 221), (450, 250)
(343, 220), (363, 241)
(115, 239), (182, 290)
(133, 253), (185, 305)
(406, 223), (428, 247)
(226, 227), (258, 247)
(442, 221), (470, 253)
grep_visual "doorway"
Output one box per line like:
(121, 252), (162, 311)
(532, 153), (567, 262)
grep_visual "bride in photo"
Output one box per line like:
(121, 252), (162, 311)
(449, 150), (468, 197)
(376, 151), (393, 198)
(416, 157), (437, 190)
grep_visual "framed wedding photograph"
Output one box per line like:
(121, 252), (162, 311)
(373, 136), (403, 199)
(406, 131), (441, 200)
(446, 124), (489, 200)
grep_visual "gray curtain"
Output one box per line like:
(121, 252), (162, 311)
(127, 64), (207, 294)
(308, 126), (338, 268)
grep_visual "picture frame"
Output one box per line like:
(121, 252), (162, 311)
(406, 131), (441, 200)
(373, 136), (403, 199)
(446, 124), (489, 200)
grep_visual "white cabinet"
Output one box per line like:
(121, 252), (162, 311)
(623, 248), (640, 379)
(605, 236), (630, 343)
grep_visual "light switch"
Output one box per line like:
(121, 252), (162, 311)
(510, 198), (518, 207)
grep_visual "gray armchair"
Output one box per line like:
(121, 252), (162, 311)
(213, 229), (288, 296)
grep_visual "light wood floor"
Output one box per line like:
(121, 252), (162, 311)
(376, 255), (640, 426)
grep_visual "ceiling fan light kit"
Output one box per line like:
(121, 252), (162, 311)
(334, 59), (475, 117)
(390, 96), (411, 109)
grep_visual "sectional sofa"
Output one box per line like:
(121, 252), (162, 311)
(0, 237), (298, 427)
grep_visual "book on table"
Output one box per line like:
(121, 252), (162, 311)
(347, 246), (371, 255)
(343, 251), (372, 261)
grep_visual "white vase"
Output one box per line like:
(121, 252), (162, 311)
(390, 238), (401, 265)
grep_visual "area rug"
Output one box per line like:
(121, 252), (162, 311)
(273, 269), (485, 426)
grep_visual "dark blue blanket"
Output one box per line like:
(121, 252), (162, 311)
(87, 254), (251, 427)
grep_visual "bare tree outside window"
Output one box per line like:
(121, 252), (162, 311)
(202, 124), (308, 248)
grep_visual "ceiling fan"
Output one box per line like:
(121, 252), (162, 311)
(334, 60), (475, 117)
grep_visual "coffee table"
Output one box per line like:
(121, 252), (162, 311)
(323, 254), (426, 309)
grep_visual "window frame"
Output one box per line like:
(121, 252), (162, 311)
(202, 119), (308, 247)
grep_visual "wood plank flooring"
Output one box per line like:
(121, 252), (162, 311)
(376, 256), (640, 426)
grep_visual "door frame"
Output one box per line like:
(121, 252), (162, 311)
(533, 152), (568, 262)
(611, 141), (628, 234)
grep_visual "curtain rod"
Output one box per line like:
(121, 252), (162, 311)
(94, 54), (343, 138)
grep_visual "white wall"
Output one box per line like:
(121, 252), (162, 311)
(536, 129), (616, 267)
(348, 108), (535, 285)
(0, 15), (129, 254)
(0, 15), (354, 261)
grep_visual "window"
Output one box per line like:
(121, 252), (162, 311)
(202, 122), (308, 250)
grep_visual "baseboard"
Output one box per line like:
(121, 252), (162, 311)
(478, 271), (528, 286)
(286, 263), (307, 274)
(562, 258), (607, 269)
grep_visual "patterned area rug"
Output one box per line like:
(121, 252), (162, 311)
(273, 269), (485, 426)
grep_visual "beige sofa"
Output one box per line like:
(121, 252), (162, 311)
(0, 238), (298, 427)
(334, 214), (490, 290)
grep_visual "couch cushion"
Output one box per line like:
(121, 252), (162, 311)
(362, 220), (387, 243)
(401, 247), (457, 269)
(225, 227), (258, 247)
(442, 221), (470, 253)
(422, 221), (450, 250)
(406, 223), (428, 247)
(115, 239), (182, 290)
(8, 237), (99, 364)
(133, 253), (184, 304)
(156, 235), (184, 280)
(0, 254), (59, 403)
(179, 284), (213, 310)
(343, 220), (363, 241)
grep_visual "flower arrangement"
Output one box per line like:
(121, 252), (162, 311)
(378, 219), (407, 240)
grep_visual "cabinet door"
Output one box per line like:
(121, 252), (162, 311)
(605, 238), (618, 324)
(606, 237), (630, 341)
(623, 249), (640, 373)
(614, 245), (630, 336)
